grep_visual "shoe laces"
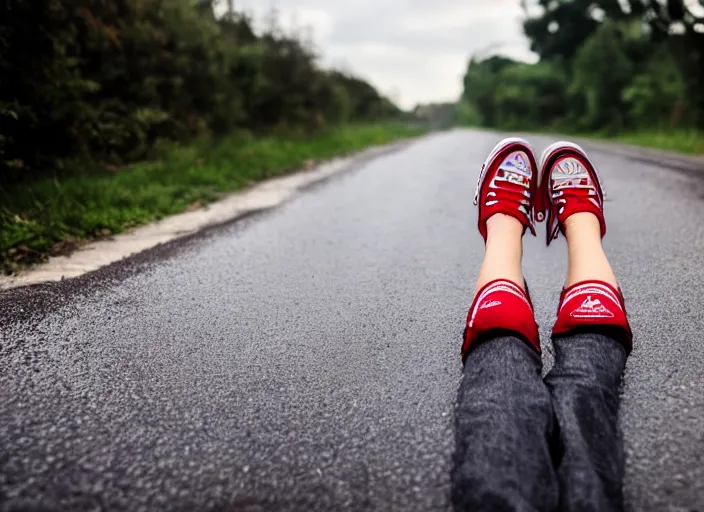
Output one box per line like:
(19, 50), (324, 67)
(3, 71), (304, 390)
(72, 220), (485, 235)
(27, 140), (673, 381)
(551, 170), (600, 217)
(487, 168), (533, 219)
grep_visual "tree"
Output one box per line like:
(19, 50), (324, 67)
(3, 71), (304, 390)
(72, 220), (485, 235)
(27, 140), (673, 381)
(623, 45), (688, 128)
(521, 0), (704, 128)
(461, 56), (516, 127)
(569, 21), (634, 131)
(0, 0), (401, 183)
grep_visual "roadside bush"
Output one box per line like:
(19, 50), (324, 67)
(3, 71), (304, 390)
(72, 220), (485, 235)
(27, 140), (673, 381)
(459, 0), (704, 134)
(0, 0), (398, 185)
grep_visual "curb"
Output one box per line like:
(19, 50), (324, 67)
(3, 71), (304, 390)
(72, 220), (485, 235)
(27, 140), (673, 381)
(0, 141), (412, 291)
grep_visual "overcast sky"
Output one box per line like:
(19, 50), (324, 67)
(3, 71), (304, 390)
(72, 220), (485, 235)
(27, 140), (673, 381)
(216, 0), (537, 109)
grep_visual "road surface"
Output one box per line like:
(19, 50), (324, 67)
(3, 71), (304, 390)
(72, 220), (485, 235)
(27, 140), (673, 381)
(1, 130), (703, 511)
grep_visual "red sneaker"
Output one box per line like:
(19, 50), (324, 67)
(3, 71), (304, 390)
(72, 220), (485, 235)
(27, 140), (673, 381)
(462, 279), (540, 362)
(535, 142), (606, 246)
(553, 280), (633, 351)
(474, 138), (539, 241)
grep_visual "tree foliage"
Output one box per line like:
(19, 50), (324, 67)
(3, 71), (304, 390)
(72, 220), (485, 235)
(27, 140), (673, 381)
(460, 56), (568, 130)
(459, 0), (704, 132)
(0, 0), (399, 184)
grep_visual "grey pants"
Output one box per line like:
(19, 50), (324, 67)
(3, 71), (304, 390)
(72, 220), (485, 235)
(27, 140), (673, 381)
(452, 333), (628, 512)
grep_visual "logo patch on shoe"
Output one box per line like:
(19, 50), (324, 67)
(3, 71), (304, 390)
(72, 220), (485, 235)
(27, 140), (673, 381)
(499, 151), (532, 178)
(479, 300), (502, 310)
(570, 296), (614, 319)
(552, 158), (592, 191)
(553, 158), (588, 177)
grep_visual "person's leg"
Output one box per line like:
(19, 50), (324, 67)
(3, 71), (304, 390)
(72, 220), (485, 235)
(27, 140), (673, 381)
(563, 213), (617, 288)
(475, 214), (524, 293)
(547, 214), (627, 511)
(546, 333), (627, 512)
(537, 143), (632, 512)
(454, 336), (559, 512)
(453, 139), (559, 511)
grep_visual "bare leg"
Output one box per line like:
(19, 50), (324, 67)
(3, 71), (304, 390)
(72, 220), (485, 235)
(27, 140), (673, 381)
(564, 213), (617, 288)
(476, 214), (524, 294)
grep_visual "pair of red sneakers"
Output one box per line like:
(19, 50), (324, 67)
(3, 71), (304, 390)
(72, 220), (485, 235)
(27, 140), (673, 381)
(462, 138), (632, 362)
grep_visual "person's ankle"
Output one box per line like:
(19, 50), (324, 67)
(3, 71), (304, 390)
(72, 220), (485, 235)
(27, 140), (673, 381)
(564, 275), (618, 289)
(486, 213), (523, 242)
(564, 212), (601, 241)
(474, 274), (526, 298)
(478, 214), (525, 296)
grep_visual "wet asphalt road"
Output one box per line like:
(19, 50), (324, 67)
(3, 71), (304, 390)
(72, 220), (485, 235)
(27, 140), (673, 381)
(2, 129), (704, 511)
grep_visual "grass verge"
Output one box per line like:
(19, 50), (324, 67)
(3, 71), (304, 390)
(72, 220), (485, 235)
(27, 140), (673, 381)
(458, 122), (704, 155)
(591, 130), (704, 155)
(1, 123), (426, 274)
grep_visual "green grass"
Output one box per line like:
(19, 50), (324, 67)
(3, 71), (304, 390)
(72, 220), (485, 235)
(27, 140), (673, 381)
(591, 130), (704, 155)
(0, 123), (426, 274)
(459, 120), (704, 156)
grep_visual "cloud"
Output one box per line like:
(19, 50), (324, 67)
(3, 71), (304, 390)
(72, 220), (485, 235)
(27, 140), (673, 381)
(218, 0), (536, 109)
